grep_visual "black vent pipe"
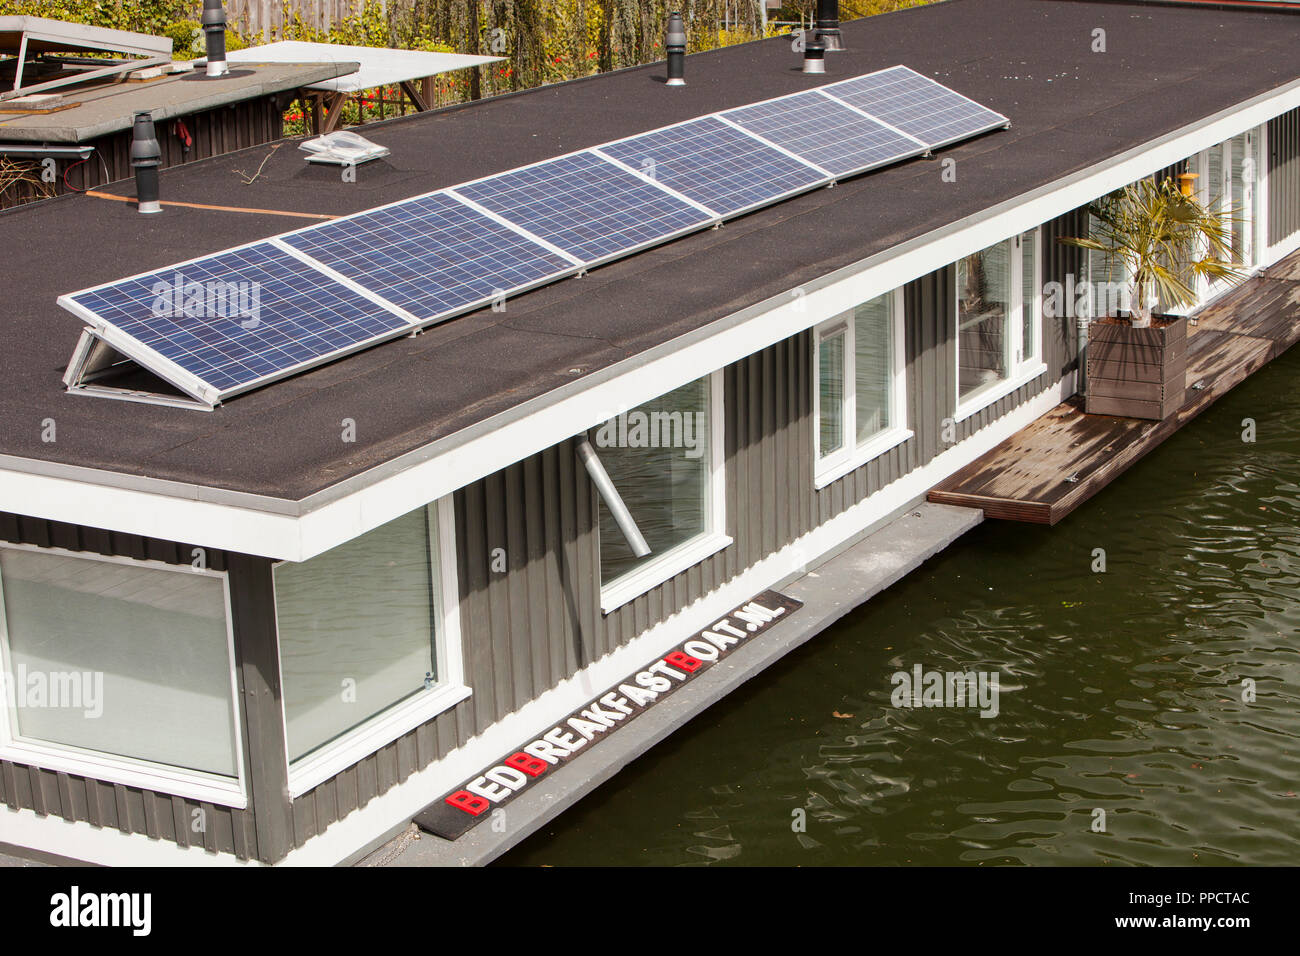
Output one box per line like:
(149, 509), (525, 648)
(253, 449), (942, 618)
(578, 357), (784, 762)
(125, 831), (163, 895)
(202, 0), (229, 77)
(816, 0), (844, 52)
(130, 111), (162, 214)
(665, 12), (686, 87)
(802, 35), (826, 74)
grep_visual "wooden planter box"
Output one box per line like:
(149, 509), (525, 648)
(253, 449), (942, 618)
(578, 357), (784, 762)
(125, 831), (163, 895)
(1086, 314), (1187, 420)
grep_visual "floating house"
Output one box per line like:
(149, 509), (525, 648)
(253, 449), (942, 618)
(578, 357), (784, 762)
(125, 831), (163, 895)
(0, 0), (1297, 866)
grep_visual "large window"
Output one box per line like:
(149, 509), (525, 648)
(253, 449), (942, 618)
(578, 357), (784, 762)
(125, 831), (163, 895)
(956, 230), (1042, 418)
(814, 288), (910, 486)
(591, 373), (728, 612)
(273, 499), (465, 794)
(0, 544), (243, 805)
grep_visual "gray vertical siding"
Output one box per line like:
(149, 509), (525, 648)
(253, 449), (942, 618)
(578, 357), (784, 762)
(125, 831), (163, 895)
(1270, 106), (1300, 248)
(1042, 206), (1090, 384)
(0, 205), (1118, 864)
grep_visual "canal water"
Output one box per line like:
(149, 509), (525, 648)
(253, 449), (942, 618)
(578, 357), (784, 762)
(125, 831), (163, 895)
(501, 344), (1300, 866)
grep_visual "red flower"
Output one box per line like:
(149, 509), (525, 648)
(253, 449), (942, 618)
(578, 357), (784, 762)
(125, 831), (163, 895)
(587, 51), (597, 59)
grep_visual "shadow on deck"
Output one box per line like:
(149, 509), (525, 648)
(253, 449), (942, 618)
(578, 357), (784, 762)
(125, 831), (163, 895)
(928, 248), (1300, 525)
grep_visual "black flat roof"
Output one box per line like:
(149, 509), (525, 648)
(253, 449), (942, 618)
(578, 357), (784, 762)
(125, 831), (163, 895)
(1, 0), (1297, 501)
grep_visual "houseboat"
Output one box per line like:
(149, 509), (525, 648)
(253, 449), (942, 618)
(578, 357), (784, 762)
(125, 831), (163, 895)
(0, 0), (1297, 866)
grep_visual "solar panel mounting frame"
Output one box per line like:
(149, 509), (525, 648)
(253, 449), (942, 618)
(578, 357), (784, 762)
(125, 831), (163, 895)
(59, 64), (1009, 409)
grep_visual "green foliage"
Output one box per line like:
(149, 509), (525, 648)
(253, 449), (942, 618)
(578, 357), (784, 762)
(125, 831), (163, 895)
(1061, 178), (1247, 325)
(0, 0), (193, 35)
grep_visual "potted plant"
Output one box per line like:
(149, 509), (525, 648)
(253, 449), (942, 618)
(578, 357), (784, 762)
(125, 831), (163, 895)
(1060, 177), (1245, 420)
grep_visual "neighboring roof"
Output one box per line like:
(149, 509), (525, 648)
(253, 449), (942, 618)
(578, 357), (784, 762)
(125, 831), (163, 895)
(225, 41), (503, 93)
(0, 15), (170, 59)
(0, 61), (357, 143)
(0, 0), (1297, 504)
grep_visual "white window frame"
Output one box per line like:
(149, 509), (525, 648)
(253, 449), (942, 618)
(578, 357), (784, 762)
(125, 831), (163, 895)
(813, 287), (912, 489)
(0, 541), (248, 808)
(954, 229), (1047, 422)
(598, 370), (730, 615)
(1195, 131), (1266, 303)
(275, 495), (470, 798)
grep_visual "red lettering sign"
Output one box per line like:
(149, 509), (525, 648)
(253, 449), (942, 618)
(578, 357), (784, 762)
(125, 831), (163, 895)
(664, 650), (703, 672)
(504, 752), (549, 777)
(445, 790), (491, 816)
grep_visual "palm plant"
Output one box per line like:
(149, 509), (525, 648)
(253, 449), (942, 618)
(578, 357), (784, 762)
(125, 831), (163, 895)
(1061, 177), (1246, 328)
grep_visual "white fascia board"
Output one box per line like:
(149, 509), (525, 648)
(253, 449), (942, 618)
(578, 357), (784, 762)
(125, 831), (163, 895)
(1, 79), (1298, 561)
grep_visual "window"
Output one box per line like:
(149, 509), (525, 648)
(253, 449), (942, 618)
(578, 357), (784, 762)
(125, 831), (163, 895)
(273, 499), (466, 794)
(591, 372), (728, 612)
(1088, 210), (1132, 320)
(814, 288), (910, 486)
(0, 544), (244, 805)
(955, 230), (1043, 419)
(1198, 132), (1260, 297)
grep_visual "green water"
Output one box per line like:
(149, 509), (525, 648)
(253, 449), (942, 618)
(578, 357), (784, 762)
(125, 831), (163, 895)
(501, 346), (1300, 867)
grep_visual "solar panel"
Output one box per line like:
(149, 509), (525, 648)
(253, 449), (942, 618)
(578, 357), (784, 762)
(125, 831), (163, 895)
(597, 115), (829, 216)
(62, 65), (1010, 406)
(280, 191), (577, 320)
(61, 242), (411, 401)
(823, 65), (1008, 149)
(454, 151), (713, 264)
(720, 89), (927, 177)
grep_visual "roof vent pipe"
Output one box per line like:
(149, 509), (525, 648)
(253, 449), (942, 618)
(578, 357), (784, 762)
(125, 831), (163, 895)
(802, 35), (826, 74)
(202, 0), (229, 78)
(816, 0), (844, 52)
(130, 111), (162, 214)
(665, 12), (686, 87)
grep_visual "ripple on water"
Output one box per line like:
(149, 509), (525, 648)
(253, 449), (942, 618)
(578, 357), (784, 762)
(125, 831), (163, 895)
(499, 349), (1300, 867)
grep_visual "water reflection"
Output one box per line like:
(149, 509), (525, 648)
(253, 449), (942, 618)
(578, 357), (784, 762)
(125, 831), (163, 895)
(502, 346), (1300, 867)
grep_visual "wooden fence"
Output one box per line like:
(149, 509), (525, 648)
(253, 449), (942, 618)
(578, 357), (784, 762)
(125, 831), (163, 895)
(225, 0), (390, 40)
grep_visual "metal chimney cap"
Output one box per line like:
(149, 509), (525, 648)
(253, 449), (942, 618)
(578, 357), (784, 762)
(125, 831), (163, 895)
(666, 12), (687, 48)
(129, 111), (161, 168)
(201, 0), (227, 27)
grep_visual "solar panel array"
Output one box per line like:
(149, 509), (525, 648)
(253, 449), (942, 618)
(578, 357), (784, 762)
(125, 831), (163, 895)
(60, 64), (1008, 407)
(280, 191), (576, 320)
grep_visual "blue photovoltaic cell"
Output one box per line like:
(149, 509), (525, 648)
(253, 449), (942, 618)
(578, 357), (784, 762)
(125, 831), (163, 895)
(721, 90), (925, 177)
(65, 65), (1010, 404)
(455, 151), (712, 263)
(599, 116), (827, 216)
(281, 191), (576, 320)
(825, 65), (1007, 148)
(68, 242), (409, 394)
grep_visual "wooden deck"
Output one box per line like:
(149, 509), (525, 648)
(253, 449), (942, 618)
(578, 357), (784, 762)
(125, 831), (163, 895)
(928, 249), (1300, 525)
